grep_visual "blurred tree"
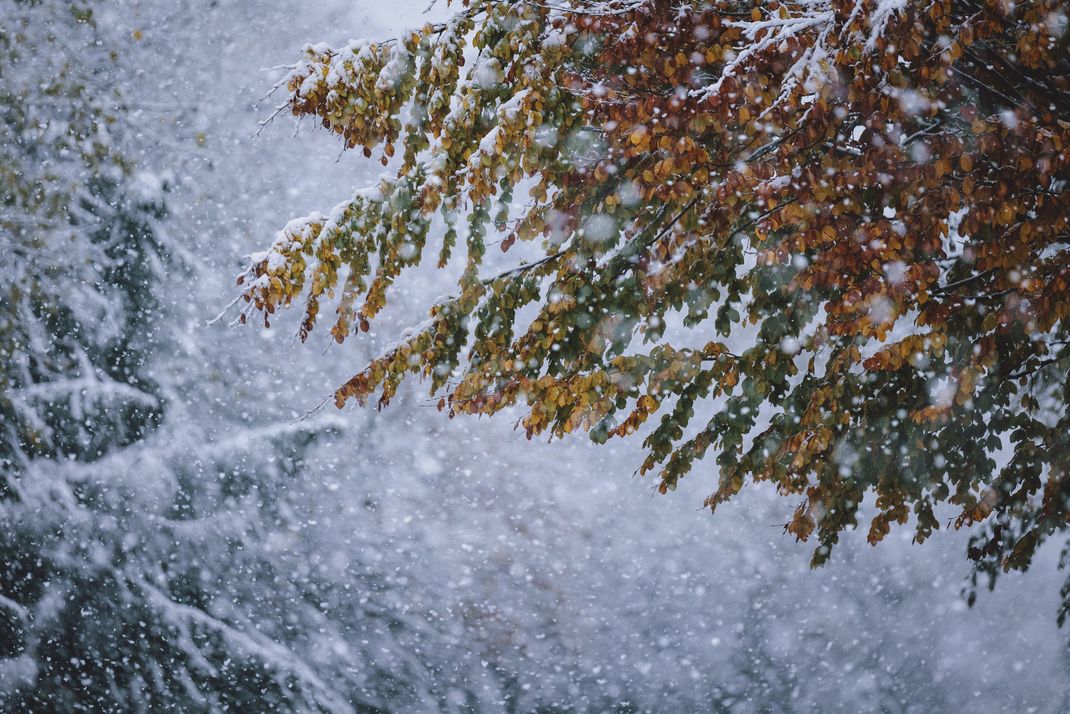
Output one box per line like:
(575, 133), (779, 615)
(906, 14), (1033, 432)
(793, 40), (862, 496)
(235, 0), (1070, 610)
(0, 3), (354, 710)
(0, 0), (166, 471)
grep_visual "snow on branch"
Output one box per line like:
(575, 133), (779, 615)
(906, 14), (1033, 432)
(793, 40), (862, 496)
(691, 0), (907, 111)
(136, 577), (354, 713)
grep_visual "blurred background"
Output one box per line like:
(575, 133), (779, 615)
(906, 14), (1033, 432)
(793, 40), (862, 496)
(1, 1), (1066, 711)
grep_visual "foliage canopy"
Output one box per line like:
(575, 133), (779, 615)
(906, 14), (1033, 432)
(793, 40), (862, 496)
(237, 0), (1070, 597)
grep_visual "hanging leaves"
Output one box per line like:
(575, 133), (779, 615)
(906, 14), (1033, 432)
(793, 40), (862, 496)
(233, 0), (1070, 588)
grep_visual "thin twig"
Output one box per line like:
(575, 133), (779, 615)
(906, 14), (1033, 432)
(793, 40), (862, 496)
(254, 101), (289, 138)
(295, 393), (333, 423)
(206, 294), (244, 326)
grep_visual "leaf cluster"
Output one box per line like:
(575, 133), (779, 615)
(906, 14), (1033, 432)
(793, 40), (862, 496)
(236, 0), (1070, 588)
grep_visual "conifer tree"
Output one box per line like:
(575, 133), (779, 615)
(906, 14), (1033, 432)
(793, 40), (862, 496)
(1, 4), (348, 709)
(0, 2), (165, 471)
(235, 0), (1070, 608)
